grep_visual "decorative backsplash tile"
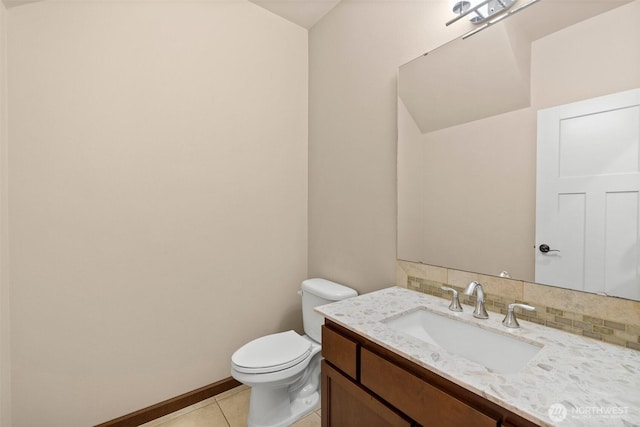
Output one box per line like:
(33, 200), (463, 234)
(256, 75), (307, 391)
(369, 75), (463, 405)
(398, 260), (640, 352)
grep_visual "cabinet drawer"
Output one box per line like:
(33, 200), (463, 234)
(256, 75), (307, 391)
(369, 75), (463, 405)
(322, 325), (358, 380)
(360, 348), (498, 427)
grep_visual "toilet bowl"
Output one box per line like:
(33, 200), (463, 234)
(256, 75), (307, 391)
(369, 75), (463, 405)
(231, 332), (321, 427)
(230, 279), (357, 427)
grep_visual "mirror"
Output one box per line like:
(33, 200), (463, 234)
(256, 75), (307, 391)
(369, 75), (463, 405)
(398, 0), (640, 300)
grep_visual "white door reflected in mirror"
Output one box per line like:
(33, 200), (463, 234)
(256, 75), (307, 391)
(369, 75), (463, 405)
(535, 88), (640, 300)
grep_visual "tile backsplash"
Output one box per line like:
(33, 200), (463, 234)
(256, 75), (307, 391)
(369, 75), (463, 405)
(397, 260), (640, 352)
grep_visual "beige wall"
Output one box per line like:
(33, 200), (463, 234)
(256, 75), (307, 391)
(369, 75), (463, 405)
(531, 0), (640, 109)
(6, 2), (307, 426)
(308, 0), (470, 294)
(0, 2), (9, 426)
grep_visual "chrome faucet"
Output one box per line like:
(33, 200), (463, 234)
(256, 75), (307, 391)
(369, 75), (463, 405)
(464, 281), (488, 319)
(502, 303), (535, 328)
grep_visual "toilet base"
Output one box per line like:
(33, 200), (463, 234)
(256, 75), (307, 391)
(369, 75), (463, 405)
(246, 388), (319, 427)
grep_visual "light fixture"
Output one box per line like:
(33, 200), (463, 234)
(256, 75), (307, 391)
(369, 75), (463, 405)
(447, 0), (542, 39)
(447, 0), (518, 26)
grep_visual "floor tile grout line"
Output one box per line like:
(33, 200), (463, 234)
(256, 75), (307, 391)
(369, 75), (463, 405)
(139, 395), (219, 427)
(140, 385), (246, 427)
(215, 400), (232, 427)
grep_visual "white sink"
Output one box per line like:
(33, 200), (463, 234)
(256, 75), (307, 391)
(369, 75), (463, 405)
(383, 309), (542, 374)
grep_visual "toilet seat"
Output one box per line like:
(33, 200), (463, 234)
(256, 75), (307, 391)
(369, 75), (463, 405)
(232, 331), (312, 374)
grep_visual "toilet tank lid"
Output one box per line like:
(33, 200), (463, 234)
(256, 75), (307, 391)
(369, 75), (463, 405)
(302, 278), (357, 301)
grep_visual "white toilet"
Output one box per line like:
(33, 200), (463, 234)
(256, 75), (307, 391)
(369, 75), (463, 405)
(231, 278), (357, 427)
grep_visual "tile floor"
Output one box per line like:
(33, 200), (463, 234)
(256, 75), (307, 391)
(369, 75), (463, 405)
(140, 385), (321, 427)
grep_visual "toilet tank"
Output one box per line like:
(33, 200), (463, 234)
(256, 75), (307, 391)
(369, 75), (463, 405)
(301, 278), (357, 343)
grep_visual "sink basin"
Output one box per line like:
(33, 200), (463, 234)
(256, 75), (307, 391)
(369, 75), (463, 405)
(383, 309), (542, 374)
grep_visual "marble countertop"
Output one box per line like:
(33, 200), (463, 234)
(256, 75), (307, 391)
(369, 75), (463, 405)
(315, 287), (640, 427)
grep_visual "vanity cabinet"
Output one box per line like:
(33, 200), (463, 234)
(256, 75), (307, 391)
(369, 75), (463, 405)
(321, 320), (539, 427)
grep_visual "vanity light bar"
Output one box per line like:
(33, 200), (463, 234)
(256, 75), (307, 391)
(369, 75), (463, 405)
(461, 0), (541, 39)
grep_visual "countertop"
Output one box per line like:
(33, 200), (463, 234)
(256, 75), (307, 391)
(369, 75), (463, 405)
(315, 287), (640, 427)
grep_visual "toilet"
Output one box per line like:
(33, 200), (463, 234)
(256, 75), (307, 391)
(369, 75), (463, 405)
(231, 278), (357, 427)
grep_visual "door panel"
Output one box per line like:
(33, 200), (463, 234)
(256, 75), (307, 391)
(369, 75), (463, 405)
(605, 191), (639, 298)
(558, 106), (639, 177)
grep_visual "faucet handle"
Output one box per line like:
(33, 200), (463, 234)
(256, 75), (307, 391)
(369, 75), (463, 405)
(440, 287), (463, 312)
(502, 303), (535, 328)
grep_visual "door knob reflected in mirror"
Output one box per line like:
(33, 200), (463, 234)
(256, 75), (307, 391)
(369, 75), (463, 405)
(539, 244), (560, 253)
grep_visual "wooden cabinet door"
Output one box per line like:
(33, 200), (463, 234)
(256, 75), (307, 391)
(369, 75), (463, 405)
(322, 361), (412, 427)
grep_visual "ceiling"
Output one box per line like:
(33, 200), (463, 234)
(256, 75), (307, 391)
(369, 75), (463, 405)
(248, 0), (342, 29)
(3, 0), (340, 28)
